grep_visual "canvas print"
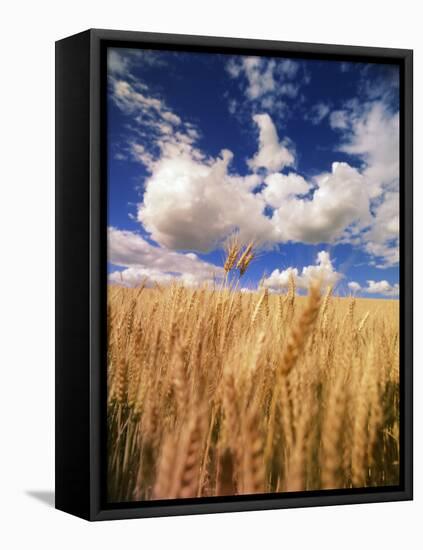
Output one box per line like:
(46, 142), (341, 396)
(106, 47), (400, 503)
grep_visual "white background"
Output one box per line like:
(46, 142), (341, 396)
(0, 1), (420, 548)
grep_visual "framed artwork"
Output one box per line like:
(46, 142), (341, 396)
(55, 29), (413, 520)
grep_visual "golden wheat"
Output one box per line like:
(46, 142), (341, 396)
(107, 279), (400, 501)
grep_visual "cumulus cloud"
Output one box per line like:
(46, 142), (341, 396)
(270, 162), (371, 243)
(348, 281), (362, 294)
(333, 101), (400, 266)
(137, 149), (273, 251)
(364, 191), (399, 267)
(136, 142), (377, 256)
(339, 101), (399, 198)
(247, 113), (295, 173)
(262, 266), (299, 292)
(108, 227), (223, 287)
(347, 280), (399, 297)
(262, 173), (310, 208)
(261, 251), (342, 292)
(365, 280), (399, 297)
(300, 251), (342, 287)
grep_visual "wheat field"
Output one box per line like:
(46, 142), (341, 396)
(107, 270), (400, 502)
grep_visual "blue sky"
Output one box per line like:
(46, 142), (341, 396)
(107, 47), (400, 298)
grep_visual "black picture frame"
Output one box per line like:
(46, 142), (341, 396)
(55, 28), (413, 521)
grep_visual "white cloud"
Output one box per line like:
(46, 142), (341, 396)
(262, 266), (299, 292)
(262, 173), (310, 208)
(334, 101), (400, 266)
(137, 149), (273, 251)
(300, 251), (342, 287)
(364, 191), (399, 267)
(348, 281), (362, 293)
(261, 251), (342, 292)
(162, 110), (182, 125)
(365, 280), (399, 297)
(340, 101), (399, 198)
(269, 162), (371, 243)
(108, 227), (223, 287)
(307, 102), (330, 125)
(243, 57), (276, 100)
(247, 113), (295, 173)
(348, 279), (399, 297)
